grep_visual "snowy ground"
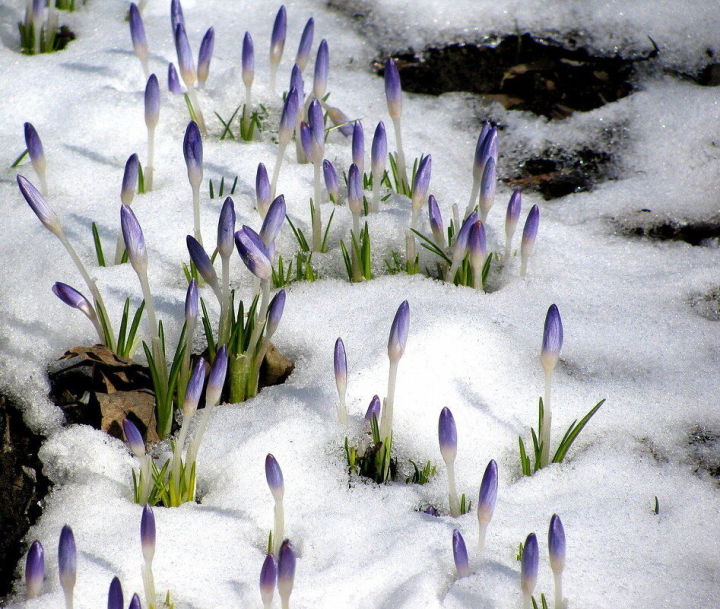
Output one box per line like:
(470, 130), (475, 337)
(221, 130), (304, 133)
(1, 0), (719, 608)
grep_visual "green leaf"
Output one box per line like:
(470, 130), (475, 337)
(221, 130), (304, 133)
(91, 222), (106, 267)
(10, 149), (28, 168)
(552, 399), (606, 463)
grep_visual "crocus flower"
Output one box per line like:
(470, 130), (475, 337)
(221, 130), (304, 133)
(25, 540), (44, 599)
(174, 23), (196, 88)
(352, 121), (365, 174)
(269, 5), (286, 94)
(183, 357), (206, 417)
(186, 235), (220, 293)
(541, 304), (563, 373)
(170, 0), (184, 31)
(129, 3), (149, 76)
(505, 189), (522, 257)
(313, 39), (329, 100)
(108, 577), (123, 609)
(472, 121), (491, 182)
(323, 159), (339, 203)
(218, 197), (236, 259)
(347, 163), (363, 217)
(205, 345), (227, 407)
(452, 530), (470, 578)
(145, 74), (160, 130)
(256, 163), (271, 217)
(411, 154), (431, 212)
(277, 540), (296, 607)
(121, 154), (140, 205)
(17, 174), (61, 235)
(185, 279), (198, 328)
(428, 195), (445, 248)
(325, 105), (353, 137)
(439, 407), (460, 516)
(23, 122), (46, 193)
(260, 553), (277, 609)
(388, 300), (409, 363)
(123, 418), (145, 458)
(141, 505), (155, 563)
(266, 289), (286, 340)
(334, 337), (347, 424)
(265, 454), (284, 502)
(365, 395), (380, 422)
(58, 525), (76, 606)
(168, 62), (182, 95)
(478, 157), (496, 222)
(445, 210), (477, 282)
(260, 195), (286, 247)
(196, 27), (214, 88)
(295, 17), (314, 71)
(308, 99), (324, 151)
(519, 204), (539, 277)
(129, 594), (141, 609)
(242, 32), (254, 88)
(183, 121), (203, 188)
(384, 58), (402, 119)
(235, 227), (272, 281)
(468, 221), (487, 290)
(289, 64), (305, 105)
(299, 122), (314, 162)
(121, 205), (147, 275)
(520, 533), (539, 598)
(371, 122), (387, 177)
(279, 87), (299, 145)
(477, 459), (498, 551)
(52, 282), (95, 320)
(548, 514), (565, 573)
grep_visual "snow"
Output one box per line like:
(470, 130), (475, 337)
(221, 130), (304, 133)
(1, 0), (719, 608)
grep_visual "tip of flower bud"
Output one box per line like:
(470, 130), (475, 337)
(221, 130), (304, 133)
(452, 529), (470, 578)
(520, 533), (539, 596)
(438, 407), (457, 464)
(387, 300), (410, 362)
(477, 459), (498, 524)
(548, 513), (566, 574)
(58, 525), (77, 593)
(140, 504), (156, 563)
(123, 418), (145, 458)
(265, 453), (284, 500)
(540, 304), (563, 372)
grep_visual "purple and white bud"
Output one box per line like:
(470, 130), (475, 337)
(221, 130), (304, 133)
(548, 514), (566, 574)
(411, 154), (431, 211)
(473, 124), (497, 183)
(168, 62), (182, 95)
(468, 221), (487, 280)
(384, 58), (402, 119)
(438, 407), (457, 465)
(206, 345), (227, 407)
(265, 454), (284, 501)
(52, 282), (95, 320)
(326, 105), (353, 137)
(129, 594), (141, 609)
(121, 205), (147, 275)
(170, 0), (184, 31)
(323, 159), (339, 203)
(371, 122), (387, 178)
(260, 195), (286, 247)
(308, 99), (324, 152)
(186, 235), (219, 290)
(242, 32), (254, 88)
(279, 87), (300, 144)
(277, 540), (296, 604)
(183, 357), (206, 417)
(334, 337), (347, 399)
(25, 540), (44, 599)
(477, 459), (498, 525)
(313, 39), (329, 99)
(174, 23), (196, 87)
(16, 174), (61, 235)
(23, 122), (46, 182)
(108, 576), (123, 609)
(235, 227), (273, 281)
(121, 154), (140, 205)
(520, 204), (540, 277)
(289, 64), (305, 104)
(352, 121), (364, 174)
(365, 395), (381, 422)
(269, 6), (287, 69)
(347, 163), (363, 216)
(185, 279), (198, 328)
(183, 121), (203, 189)
(144, 74), (160, 129)
(217, 197), (236, 259)
(58, 525), (76, 597)
(299, 122), (314, 162)
(452, 530), (470, 578)
(256, 163), (271, 216)
(196, 27), (215, 88)
(140, 505), (156, 563)
(454, 211), (477, 258)
(388, 300), (409, 363)
(428, 195), (445, 248)
(123, 418), (145, 458)
(505, 189), (522, 246)
(478, 157), (496, 221)
(129, 4), (149, 71)
(541, 304), (563, 373)
(295, 18), (314, 72)
(520, 533), (539, 597)
(259, 553), (277, 609)
(266, 290), (286, 339)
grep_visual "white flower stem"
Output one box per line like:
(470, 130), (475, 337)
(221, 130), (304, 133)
(523, 593), (532, 609)
(312, 162), (323, 251)
(218, 255), (231, 344)
(351, 212), (361, 281)
(186, 88), (206, 135)
(63, 588), (73, 609)
(191, 183), (203, 246)
(371, 170), (381, 212)
(540, 369), (553, 467)
(477, 522), (487, 552)
(273, 498), (284, 555)
(146, 126), (155, 191)
(391, 116), (408, 190)
(379, 359), (399, 440)
(270, 65), (278, 97)
(172, 414), (193, 490)
(465, 179), (479, 218)
(142, 560), (156, 609)
(447, 461), (460, 517)
(242, 85), (253, 136)
(270, 141), (289, 199)
(553, 571), (563, 609)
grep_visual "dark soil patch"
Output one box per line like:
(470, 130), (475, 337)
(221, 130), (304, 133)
(689, 289), (720, 322)
(375, 34), (657, 119)
(688, 425), (720, 480)
(616, 210), (720, 246)
(0, 395), (51, 599)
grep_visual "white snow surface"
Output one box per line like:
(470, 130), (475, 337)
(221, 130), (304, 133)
(0, 1), (719, 608)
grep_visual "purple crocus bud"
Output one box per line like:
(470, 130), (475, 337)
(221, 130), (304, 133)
(365, 395), (381, 422)
(145, 74), (160, 130)
(256, 163), (271, 216)
(473, 123), (495, 182)
(235, 227), (272, 281)
(384, 58), (402, 119)
(196, 27), (215, 88)
(371, 122), (387, 177)
(438, 407), (457, 465)
(129, 594), (142, 609)
(265, 454), (284, 501)
(170, 0), (184, 31)
(24, 122), (45, 176)
(428, 195), (445, 247)
(206, 345), (227, 407)
(52, 282), (95, 319)
(32, 0), (44, 23)
(411, 154), (432, 211)
(520, 533), (539, 596)
(25, 540), (44, 599)
(548, 514), (566, 574)
(505, 189), (522, 242)
(242, 32), (254, 88)
(185, 279), (198, 327)
(269, 6), (287, 68)
(541, 304), (563, 373)
(323, 160), (339, 203)
(174, 23), (196, 87)
(259, 553), (277, 608)
(326, 105), (353, 137)
(479, 157), (496, 220)
(468, 221), (487, 272)
(186, 235), (218, 289)
(121, 205), (147, 275)
(308, 99), (324, 148)
(108, 576), (123, 609)
(477, 459), (498, 525)
(266, 289), (286, 338)
(295, 18), (314, 71)
(183, 357), (206, 417)
(260, 195), (286, 247)
(452, 530), (470, 578)
(423, 505), (440, 517)
(300, 122), (314, 162)
(16, 174), (61, 235)
(352, 121), (364, 173)
(334, 337), (347, 399)
(347, 163), (363, 215)
(520, 204), (540, 274)
(277, 540), (296, 602)
(121, 154), (140, 205)
(129, 4), (148, 66)
(289, 64), (305, 104)
(388, 300), (409, 363)
(141, 505), (156, 563)
(123, 418), (145, 458)
(217, 197), (237, 259)
(454, 211), (478, 256)
(279, 87), (299, 144)
(183, 121), (203, 188)
(313, 39), (329, 99)
(58, 525), (76, 596)
(168, 62), (182, 95)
